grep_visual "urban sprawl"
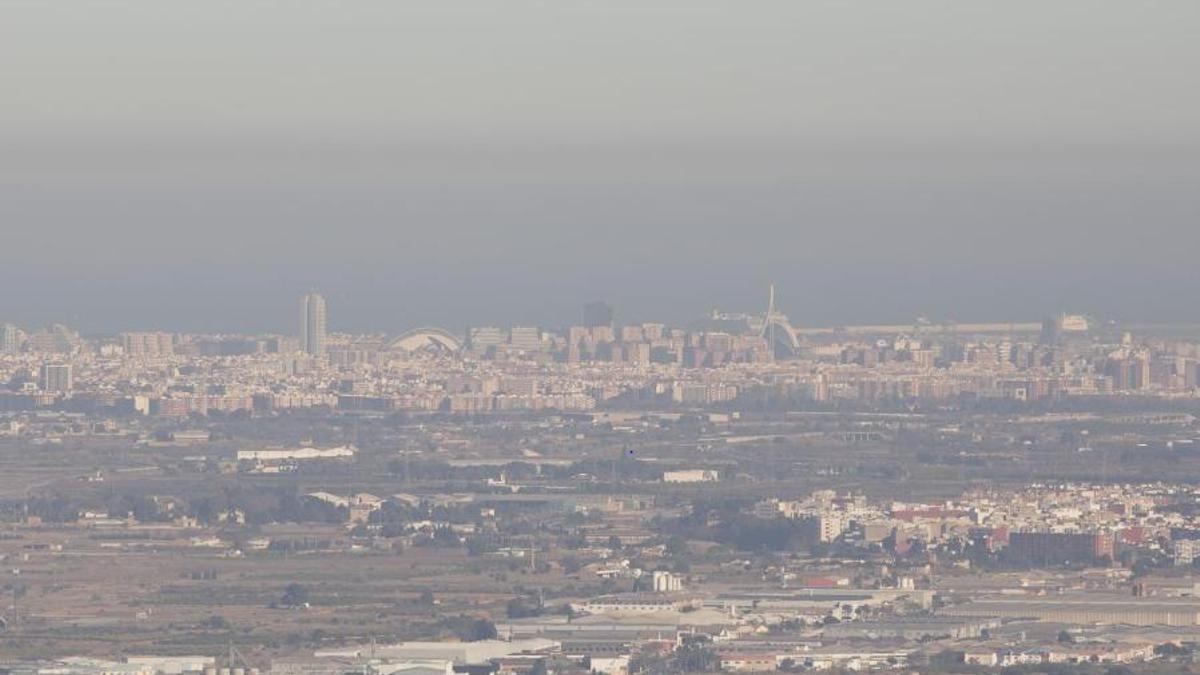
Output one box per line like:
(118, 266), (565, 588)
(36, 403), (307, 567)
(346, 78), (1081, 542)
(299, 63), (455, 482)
(5, 293), (1200, 674)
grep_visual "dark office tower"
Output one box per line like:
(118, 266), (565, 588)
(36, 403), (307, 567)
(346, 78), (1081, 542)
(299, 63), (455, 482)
(583, 301), (614, 328)
(1039, 315), (1062, 345)
(300, 293), (328, 358)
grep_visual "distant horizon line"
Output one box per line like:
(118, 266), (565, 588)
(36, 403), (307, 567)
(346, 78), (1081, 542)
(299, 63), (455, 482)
(11, 317), (1200, 341)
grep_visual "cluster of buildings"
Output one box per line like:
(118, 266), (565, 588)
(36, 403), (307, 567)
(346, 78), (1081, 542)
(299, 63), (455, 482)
(6, 296), (1200, 423)
(752, 483), (1200, 573)
(7, 413), (1200, 673)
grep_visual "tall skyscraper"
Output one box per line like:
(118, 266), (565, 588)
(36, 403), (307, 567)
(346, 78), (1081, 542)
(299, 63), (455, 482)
(300, 293), (328, 358)
(582, 301), (614, 329)
(1, 323), (19, 354)
(39, 363), (72, 393)
(1039, 315), (1062, 346)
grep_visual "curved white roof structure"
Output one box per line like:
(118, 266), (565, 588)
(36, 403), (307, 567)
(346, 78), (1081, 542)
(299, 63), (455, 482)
(387, 327), (463, 353)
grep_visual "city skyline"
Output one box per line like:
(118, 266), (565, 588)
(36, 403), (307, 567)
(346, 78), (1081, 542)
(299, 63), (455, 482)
(4, 2), (1200, 335)
(0, 281), (1190, 338)
(6, 1), (1200, 669)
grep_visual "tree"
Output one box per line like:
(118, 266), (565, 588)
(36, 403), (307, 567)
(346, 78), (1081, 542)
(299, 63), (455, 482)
(928, 650), (964, 669)
(281, 583), (309, 608)
(672, 643), (716, 672)
(1154, 642), (1190, 657)
(664, 536), (689, 557)
(451, 617), (497, 642)
(506, 597), (541, 619)
(629, 647), (671, 674)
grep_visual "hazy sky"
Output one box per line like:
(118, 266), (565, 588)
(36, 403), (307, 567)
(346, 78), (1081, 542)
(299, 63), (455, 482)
(2, 1), (1198, 333)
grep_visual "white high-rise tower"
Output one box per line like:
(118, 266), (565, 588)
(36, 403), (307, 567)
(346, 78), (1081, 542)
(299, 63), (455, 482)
(300, 293), (327, 358)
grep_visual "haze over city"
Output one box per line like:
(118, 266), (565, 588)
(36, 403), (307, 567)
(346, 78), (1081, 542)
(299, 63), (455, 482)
(8, 2), (1200, 674)
(4, 1), (1200, 332)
